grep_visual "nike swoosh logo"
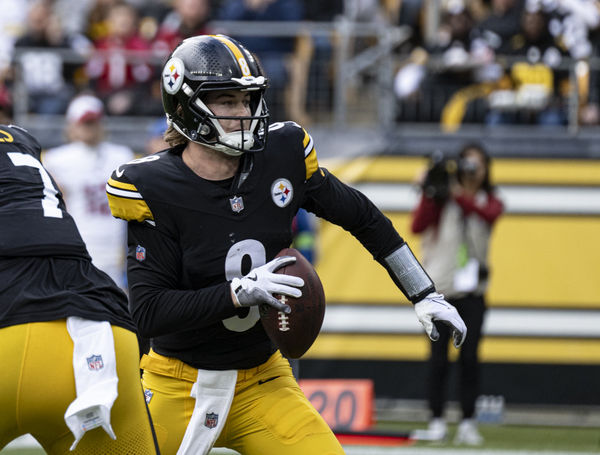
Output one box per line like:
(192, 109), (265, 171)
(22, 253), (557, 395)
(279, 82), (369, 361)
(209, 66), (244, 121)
(247, 273), (258, 281)
(258, 376), (279, 385)
(115, 167), (124, 178)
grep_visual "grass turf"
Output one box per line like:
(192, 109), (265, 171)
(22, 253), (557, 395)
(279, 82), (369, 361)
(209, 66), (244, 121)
(375, 421), (600, 452)
(2, 423), (599, 454)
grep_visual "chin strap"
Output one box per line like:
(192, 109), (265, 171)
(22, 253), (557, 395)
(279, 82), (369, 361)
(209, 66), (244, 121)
(209, 130), (255, 156)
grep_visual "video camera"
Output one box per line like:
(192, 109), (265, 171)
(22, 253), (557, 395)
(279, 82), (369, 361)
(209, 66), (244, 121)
(422, 151), (478, 202)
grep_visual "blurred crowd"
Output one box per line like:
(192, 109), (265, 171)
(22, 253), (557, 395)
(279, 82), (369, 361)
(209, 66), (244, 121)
(1, 0), (600, 129)
(0, 0), (344, 124)
(394, 0), (600, 129)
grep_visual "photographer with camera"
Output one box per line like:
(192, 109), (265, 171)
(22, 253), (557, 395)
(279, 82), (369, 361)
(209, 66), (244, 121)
(411, 143), (504, 445)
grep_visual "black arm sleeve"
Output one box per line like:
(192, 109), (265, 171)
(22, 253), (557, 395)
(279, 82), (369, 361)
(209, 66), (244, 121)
(302, 167), (405, 261)
(127, 222), (238, 338)
(302, 168), (435, 302)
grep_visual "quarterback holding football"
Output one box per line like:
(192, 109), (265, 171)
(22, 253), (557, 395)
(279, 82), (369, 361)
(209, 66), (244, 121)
(106, 34), (467, 455)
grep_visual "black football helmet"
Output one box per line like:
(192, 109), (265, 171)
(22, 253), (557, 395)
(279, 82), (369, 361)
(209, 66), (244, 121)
(161, 34), (270, 156)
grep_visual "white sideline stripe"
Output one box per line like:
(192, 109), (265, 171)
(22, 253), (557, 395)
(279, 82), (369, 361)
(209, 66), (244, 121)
(6, 436), (583, 455)
(322, 306), (600, 338)
(497, 186), (600, 215)
(344, 448), (585, 455)
(4, 435), (242, 454)
(352, 183), (600, 215)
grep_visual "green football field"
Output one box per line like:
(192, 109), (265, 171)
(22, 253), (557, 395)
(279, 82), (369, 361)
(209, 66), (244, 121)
(3, 422), (599, 454)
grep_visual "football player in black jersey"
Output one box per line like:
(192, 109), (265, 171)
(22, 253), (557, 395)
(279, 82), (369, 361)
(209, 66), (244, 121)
(0, 124), (160, 454)
(106, 35), (467, 455)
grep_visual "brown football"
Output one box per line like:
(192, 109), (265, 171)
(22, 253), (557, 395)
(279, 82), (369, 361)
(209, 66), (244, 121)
(259, 248), (326, 359)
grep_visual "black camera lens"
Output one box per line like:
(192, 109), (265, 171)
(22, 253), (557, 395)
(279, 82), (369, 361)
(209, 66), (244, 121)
(458, 158), (478, 175)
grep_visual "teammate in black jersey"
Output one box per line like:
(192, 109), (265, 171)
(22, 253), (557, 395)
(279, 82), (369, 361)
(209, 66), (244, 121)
(0, 124), (160, 454)
(106, 35), (467, 455)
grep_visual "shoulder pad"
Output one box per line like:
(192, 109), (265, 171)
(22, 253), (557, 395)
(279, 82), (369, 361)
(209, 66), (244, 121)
(106, 155), (161, 222)
(268, 121), (319, 180)
(0, 124), (41, 157)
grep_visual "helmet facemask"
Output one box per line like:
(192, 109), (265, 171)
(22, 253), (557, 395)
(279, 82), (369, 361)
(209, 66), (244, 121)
(188, 82), (268, 156)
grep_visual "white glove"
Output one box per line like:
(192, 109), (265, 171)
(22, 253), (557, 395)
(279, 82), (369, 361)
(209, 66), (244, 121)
(230, 256), (304, 314)
(414, 292), (467, 347)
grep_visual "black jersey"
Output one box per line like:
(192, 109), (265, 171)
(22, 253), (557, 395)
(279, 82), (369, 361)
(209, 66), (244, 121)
(0, 124), (134, 332)
(0, 124), (88, 258)
(107, 122), (404, 369)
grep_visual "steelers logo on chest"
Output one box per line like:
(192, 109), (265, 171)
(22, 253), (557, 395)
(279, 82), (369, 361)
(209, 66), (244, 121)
(271, 178), (293, 208)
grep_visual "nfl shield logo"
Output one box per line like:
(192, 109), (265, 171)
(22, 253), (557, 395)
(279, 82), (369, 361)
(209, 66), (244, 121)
(229, 196), (244, 213)
(144, 388), (153, 404)
(86, 354), (104, 371)
(204, 412), (218, 429)
(136, 245), (146, 261)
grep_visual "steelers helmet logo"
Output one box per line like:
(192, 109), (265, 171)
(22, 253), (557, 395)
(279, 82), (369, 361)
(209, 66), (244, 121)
(271, 178), (293, 208)
(162, 57), (185, 95)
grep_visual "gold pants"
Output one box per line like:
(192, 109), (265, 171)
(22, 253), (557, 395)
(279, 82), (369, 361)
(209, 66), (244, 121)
(141, 349), (344, 455)
(0, 320), (159, 454)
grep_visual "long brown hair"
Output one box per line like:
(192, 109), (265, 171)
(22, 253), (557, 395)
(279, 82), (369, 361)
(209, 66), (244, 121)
(163, 106), (188, 147)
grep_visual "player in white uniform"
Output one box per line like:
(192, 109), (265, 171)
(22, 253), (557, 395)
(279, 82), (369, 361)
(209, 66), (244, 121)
(44, 95), (133, 288)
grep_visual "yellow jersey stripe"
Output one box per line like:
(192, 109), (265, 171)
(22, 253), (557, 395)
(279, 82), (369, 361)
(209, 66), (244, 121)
(302, 129), (311, 148)
(107, 177), (138, 192)
(305, 149), (319, 180)
(302, 129), (319, 179)
(212, 35), (252, 77)
(106, 181), (153, 222)
(107, 192), (154, 222)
